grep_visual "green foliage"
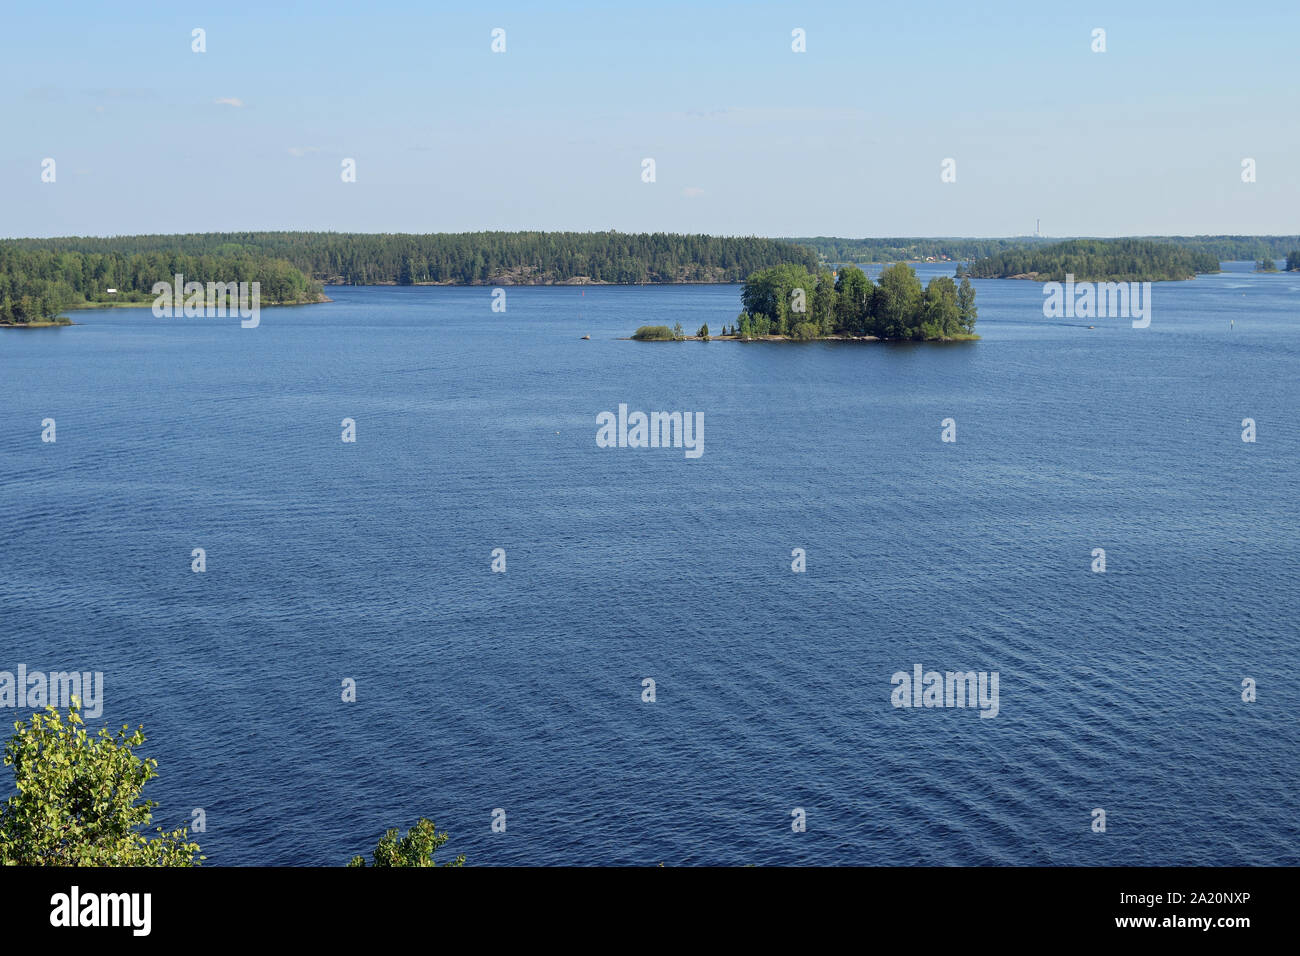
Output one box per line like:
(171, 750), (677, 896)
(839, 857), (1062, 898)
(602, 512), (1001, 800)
(0, 242), (322, 321)
(919, 275), (961, 341)
(874, 263), (925, 339)
(742, 264), (843, 335)
(834, 266), (874, 336)
(1288, 250), (1300, 272)
(347, 818), (464, 867)
(739, 263), (976, 341)
(1140, 235), (1299, 261)
(957, 277), (977, 333)
(1256, 258), (1279, 272)
(0, 232), (820, 320)
(795, 235), (1300, 267)
(811, 271), (835, 335)
(735, 311), (773, 338)
(632, 325), (676, 340)
(792, 236), (1054, 264)
(697, 323), (710, 341)
(0, 702), (202, 866)
(672, 322), (685, 341)
(969, 239), (1218, 281)
(2, 232), (818, 290)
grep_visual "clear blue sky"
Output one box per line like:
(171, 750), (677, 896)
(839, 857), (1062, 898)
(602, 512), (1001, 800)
(2, 0), (1296, 238)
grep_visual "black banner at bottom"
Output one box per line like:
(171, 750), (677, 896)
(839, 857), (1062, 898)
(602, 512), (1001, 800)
(0, 865), (1278, 942)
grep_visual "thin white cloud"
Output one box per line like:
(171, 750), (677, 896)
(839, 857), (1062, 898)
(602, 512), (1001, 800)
(215, 97), (244, 108)
(682, 187), (706, 198)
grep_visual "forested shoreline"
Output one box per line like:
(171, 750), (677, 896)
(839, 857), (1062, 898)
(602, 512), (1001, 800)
(0, 232), (819, 324)
(2, 231), (1294, 327)
(1145, 235), (1300, 261)
(797, 235), (1300, 266)
(3, 232), (819, 288)
(793, 236), (1053, 264)
(0, 245), (323, 325)
(968, 239), (1220, 282)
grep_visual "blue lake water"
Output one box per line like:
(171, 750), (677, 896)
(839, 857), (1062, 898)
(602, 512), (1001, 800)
(2, 262), (1297, 865)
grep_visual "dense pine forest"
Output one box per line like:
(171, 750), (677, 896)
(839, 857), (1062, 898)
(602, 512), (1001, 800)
(968, 239), (1220, 282)
(3, 232), (819, 289)
(796, 235), (1300, 266)
(730, 263), (976, 341)
(0, 232), (820, 323)
(1141, 235), (1300, 261)
(2, 231), (1292, 326)
(792, 236), (1054, 264)
(0, 245), (320, 325)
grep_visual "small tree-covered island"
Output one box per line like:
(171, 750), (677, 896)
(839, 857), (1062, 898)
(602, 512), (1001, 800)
(634, 262), (978, 342)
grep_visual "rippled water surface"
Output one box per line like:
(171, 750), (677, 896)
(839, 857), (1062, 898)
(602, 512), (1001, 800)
(2, 262), (1297, 865)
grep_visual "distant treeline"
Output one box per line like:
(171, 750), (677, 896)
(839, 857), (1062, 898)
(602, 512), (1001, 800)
(3, 231), (1292, 326)
(734, 263), (976, 341)
(793, 235), (1300, 266)
(0, 244), (321, 324)
(790, 236), (1054, 264)
(968, 239), (1220, 282)
(1286, 250), (1300, 271)
(1139, 235), (1300, 261)
(3, 232), (819, 287)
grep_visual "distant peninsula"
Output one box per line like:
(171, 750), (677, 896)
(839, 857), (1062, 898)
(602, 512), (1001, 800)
(0, 241), (326, 325)
(795, 235), (1300, 267)
(968, 239), (1219, 282)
